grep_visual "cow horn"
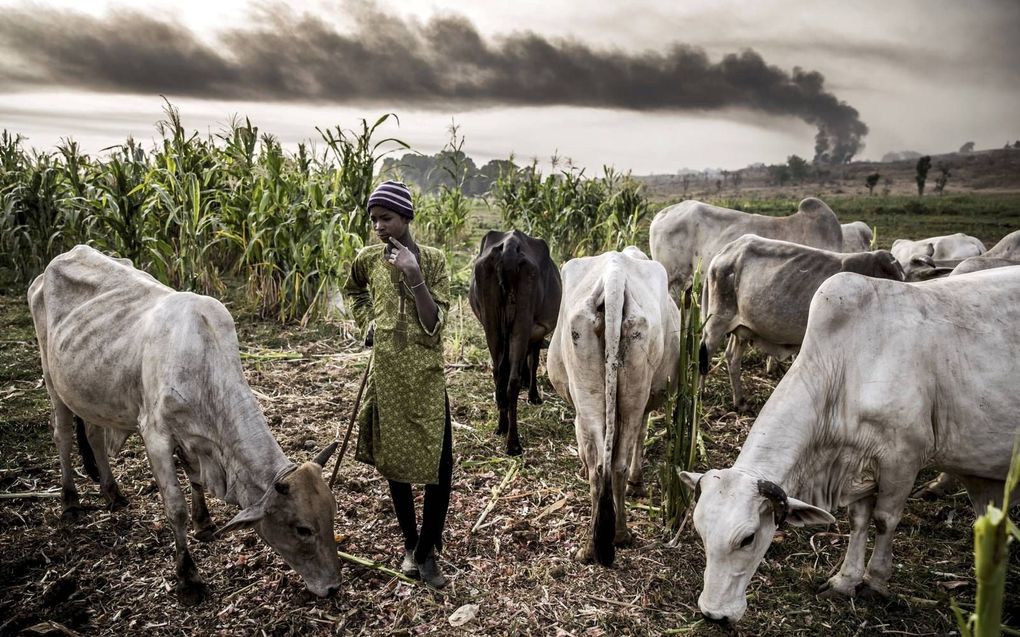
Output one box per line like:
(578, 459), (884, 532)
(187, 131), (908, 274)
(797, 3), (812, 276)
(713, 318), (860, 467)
(313, 441), (339, 468)
(756, 479), (789, 528)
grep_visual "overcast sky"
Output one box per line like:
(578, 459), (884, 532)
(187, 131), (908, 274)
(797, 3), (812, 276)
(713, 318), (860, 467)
(0, 0), (1017, 173)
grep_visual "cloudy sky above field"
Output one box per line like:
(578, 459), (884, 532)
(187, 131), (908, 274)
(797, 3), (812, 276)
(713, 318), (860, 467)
(0, 0), (1017, 173)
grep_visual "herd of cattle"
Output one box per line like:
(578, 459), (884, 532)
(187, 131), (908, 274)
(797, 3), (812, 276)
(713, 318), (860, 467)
(26, 196), (1019, 624)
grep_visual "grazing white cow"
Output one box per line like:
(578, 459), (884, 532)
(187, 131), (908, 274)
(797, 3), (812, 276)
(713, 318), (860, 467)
(891, 232), (985, 279)
(28, 245), (341, 604)
(699, 236), (904, 411)
(840, 221), (873, 252)
(952, 229), (1020, 275)
(680, 267), (1020, 624)
(547, 247), (680, 567)
(649, 197), (843, 299)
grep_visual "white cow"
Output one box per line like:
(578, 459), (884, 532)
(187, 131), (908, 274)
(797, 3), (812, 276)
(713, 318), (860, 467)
(649, 197), (843, 300)
(891, 232), (985, 279)
(840, 221), (873, 252)
(547, 247), (680, 567)
(699, 236), (904, 411)
(680, 267), (1020, 624)
(28, 245), (341, 604)
(952, 229), (1020, 275)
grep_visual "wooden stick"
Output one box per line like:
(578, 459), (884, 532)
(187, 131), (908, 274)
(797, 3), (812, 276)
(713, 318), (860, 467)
(329, 354), (372, 489)
(470, 458), (522, 534)
(0, 491), (61, 499)
(337, 551), (417, 584)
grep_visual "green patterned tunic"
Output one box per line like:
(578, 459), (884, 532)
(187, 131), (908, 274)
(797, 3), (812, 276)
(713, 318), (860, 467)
(344, 243), (450, 484)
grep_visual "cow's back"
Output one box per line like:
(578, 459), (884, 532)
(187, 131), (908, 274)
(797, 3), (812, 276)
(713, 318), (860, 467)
(802, 268), (1020, 479)
(28, 246), (233, 431)
(985, 230), (1020, 260)
(650, 198), (841, 292)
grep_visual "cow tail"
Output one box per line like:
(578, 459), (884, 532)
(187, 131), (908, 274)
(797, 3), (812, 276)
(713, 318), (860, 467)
(74, 415), (100, 483)
(594, 267), (625, 567)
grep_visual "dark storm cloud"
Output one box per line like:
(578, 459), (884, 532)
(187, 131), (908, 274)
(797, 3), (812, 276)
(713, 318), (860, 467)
(0, 4), (869, 161)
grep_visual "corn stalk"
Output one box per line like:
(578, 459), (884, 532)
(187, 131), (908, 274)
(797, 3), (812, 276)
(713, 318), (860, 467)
(953, 438), (1020, 637)
(659, 265), (703, 537)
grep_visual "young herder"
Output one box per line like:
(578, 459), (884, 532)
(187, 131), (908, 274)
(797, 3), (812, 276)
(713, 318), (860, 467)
(343, 180), (453, 588)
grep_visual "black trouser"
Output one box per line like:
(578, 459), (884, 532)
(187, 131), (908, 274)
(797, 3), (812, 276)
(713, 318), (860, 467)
(388, 395), (453, 563)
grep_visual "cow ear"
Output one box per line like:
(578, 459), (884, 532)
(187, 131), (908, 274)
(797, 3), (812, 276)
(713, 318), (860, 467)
(214, 504), (266, 538)
(677, 470), (704, 492)
(784, 497), (835, 527)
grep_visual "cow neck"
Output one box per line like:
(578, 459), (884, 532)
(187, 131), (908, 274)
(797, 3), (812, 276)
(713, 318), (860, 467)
(214, 383), (293, 509)
(731, 356), (866, 512)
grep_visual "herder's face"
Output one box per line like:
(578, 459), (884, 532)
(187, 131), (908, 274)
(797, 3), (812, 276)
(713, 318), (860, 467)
(370, 206), (409, 245)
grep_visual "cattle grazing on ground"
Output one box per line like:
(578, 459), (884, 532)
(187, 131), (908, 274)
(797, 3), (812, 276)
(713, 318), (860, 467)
(951, 229), (1020, 275)
(699, 236), (905, 411)
(548, 247), (680, 567)
(840, 221), (873, 252)
(913, 228), (1020, 498)
(649, 197), (843, 300)
(469, 230), (562, 456)
(28, 245), (341, 604)
(891, 232), (985, 280)
(680, 267), (1020, 624)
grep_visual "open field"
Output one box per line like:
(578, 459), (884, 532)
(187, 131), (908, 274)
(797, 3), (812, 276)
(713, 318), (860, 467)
(2, 194), (1019, 636)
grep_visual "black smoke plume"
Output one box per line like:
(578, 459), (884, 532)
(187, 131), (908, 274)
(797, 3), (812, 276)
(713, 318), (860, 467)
(0, 4), (868, 162)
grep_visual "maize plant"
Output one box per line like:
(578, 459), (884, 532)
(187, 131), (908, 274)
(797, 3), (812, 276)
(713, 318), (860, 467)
(953, 438), (1020, 637)
(659, 265), (704, 537)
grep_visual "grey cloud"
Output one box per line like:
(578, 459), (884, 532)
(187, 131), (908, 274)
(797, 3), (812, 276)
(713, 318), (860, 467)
(0, 3), (868, 161)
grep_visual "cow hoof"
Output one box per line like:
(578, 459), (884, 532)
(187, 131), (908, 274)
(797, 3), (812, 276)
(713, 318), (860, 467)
(574, 544), (594, 563)
(176, 580), (209, 606)
(528, 392), (543, 405)
(194, 525), (219, 542)
(60, 505), (85, 523)
(818, 576), (860, 599)
(626, 481), (646, 498)
(494, 425), (508, 436)
(614, 528), (633, 547)
(857, 579), (890, 601)
(506, 441), (523, 457)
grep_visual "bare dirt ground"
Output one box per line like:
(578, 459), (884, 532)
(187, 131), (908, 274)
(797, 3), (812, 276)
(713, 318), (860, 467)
(2, 279), (1017, 636)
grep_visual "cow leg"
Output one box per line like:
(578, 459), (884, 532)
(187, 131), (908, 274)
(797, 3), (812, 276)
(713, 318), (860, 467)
(180, 464), (217, 542)
(860, 464), (916, 598)
(574, 432), (600, 563)
(626, 414), (648, 498)
(504, 330), (530, 456)
(526, 343), (543, 405)
(142, 429), (208, 605)
(913, 472), (959, 500)
(49, 403), (84, 521)
(819, 494), (875, 597)
(725, 336), (748, 412)
(85, 424), (129, 511)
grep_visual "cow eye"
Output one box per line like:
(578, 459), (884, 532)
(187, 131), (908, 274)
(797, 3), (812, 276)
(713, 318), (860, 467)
(739, 533), (755, 549)
(296, 526), (313, 538)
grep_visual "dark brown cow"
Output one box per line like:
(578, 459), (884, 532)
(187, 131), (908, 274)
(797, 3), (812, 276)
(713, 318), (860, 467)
(469, 230), (561, 455)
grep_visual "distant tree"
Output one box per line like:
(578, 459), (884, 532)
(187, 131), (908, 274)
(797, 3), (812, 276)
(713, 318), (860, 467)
(730, 170), (743, 191)
(883, 176), (893, 196)
(933, 163), (951, 195)
(681, 174), (691, 197)
(959, 141), (975, 153)
(715, 179), (722, 193)
(786, 154), (809, 183)
(721, 169), (730, 187)
(768, 163), (791, 187)
(865, 172), (880, 195)
(915, 155), (932, 196)
(1015, 141), (1020, 149)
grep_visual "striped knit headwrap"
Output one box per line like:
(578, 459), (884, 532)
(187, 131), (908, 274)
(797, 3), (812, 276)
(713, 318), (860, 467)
(367, 180), (414, 219)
